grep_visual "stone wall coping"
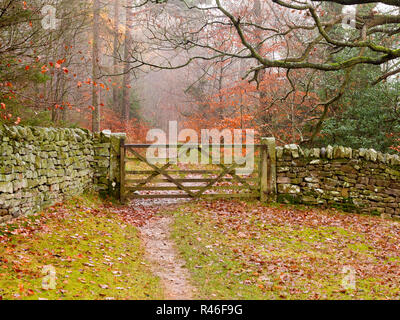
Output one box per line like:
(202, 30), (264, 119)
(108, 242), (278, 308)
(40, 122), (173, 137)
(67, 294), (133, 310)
(276, 144), (400, 166)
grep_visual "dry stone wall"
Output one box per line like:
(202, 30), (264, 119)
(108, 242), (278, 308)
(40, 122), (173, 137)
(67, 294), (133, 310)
(0, 125), (125, 223)
(276, 144), (400, 217)
(3, 127), (399, 222)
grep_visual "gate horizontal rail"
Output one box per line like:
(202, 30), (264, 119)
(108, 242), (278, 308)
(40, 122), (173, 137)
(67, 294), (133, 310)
(126, 170), (259, 175)
(124, 144), (263, 148)
(127, 193), (259, 199)
(120, 142), (264, 202)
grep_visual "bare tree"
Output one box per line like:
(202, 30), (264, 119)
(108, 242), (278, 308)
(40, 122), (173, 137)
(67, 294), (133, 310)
(92, 0), (101, 132)
(113, 0), (121, 114)
(121, 0), (400, 143)
(122, 1), (133, 121)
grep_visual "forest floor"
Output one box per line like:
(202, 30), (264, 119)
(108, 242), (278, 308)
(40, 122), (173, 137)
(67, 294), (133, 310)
(0, 194), (163, 300)
(172, 200), (400, 300)
(1, 195), (400, 300)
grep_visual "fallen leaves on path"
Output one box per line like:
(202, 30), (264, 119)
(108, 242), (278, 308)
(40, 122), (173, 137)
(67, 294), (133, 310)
(111, 198), (183, 227)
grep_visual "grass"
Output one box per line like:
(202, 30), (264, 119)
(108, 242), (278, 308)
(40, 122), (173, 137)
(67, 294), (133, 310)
(0, 194), (163, 300)
(171, 200), (400, 300)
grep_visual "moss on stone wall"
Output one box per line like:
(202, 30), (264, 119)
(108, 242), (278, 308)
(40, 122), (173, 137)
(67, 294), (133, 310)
(0, 124), (125, 223)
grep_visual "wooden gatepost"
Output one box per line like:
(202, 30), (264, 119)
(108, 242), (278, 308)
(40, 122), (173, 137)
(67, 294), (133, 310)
(260, 137), (277, 202)
(120, 137), (127, 203)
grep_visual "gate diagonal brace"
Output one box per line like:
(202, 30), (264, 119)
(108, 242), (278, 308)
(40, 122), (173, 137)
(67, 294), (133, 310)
(132, 162), (173, 189)
(128, 147), (197, 198)
(195, 162), (240, 197)
(127, 146), (193, 189)
(197, 145), (257, 192)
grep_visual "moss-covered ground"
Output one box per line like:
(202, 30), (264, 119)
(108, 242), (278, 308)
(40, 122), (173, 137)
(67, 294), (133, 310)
(171, 200), (400, 300)
(0, 194), (163, 300)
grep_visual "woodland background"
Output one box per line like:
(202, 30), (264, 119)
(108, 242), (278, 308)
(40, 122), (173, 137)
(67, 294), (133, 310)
(0, 0), (399, 152)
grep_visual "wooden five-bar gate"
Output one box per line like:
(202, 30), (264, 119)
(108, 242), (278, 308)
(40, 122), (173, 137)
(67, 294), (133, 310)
(120, 139), (276, 202)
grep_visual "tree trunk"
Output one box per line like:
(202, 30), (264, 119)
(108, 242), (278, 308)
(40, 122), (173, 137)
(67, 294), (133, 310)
(254, 0), (269, 136)
(113, 0), (120, 114)
(92, 0), (101, 133)
(121, 2), (133, 122)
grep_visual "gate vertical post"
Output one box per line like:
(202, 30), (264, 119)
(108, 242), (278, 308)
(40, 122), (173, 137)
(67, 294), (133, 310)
(120, 137), (126, 203)
(260, 137), (277, 202)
